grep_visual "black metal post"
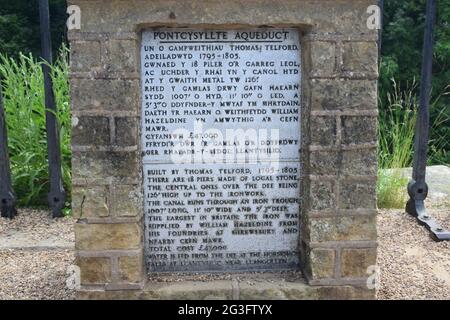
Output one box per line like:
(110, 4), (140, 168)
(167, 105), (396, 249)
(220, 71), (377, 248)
(39, 0), (66, 218)
(0, 87), (17, 219)
(406, 0), (450, 241)
(378, 0), (384, 59)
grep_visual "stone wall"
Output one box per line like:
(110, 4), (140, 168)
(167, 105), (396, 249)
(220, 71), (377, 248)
(69, 0), (378, 299)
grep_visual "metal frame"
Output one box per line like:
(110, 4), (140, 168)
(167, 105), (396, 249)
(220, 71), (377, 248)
(39, 0), (66, 218)
(0, 88), (17, 219)
(406, 0), (450, 241)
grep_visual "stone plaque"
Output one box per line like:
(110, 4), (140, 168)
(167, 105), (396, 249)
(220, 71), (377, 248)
(141, 28), (302, 272)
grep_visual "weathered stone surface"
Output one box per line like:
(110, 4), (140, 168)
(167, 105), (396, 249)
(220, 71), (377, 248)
(308, 215), (377, 242)
(343, 42), (378, 74)
(310, 150), (377, 177)
(68, 0), (378, 35)
(238, 281), (319, 300)
(338, 216), (378, 241)
(342, 116), (377, 145)
(309, 180), (335, 210)
(75, 223), (142, 250)
(72, 116), (110, 146)
(308, 248), (335, 279)
(76, 257), (111, 284)
(70, 79), (139, 112)
(341, 248), (377, 278)
(118, 255), (143, 283)
(310, 116), (336, 146)
(309, 151), (339, 176)
(72, 151), (139, 180)
(105, 40), (137, 73)
(340, 180), (377, 210)
(311, 79), (378, 110)
(76, 278), (376, 300)
(114, 185), (141, 217)
(145, 281), (234, 300)
(72, 185), (109, 219)
(309, 41), (336, 75)
(334, 286), (376, 300)
(114, 117), (138, 147)
(342, 149), (378, 176)
(70, 41), (101, 72)
(68, 0), (379, 300)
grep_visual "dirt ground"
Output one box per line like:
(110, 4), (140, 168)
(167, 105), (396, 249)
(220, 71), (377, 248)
(0, 207), (449, 300)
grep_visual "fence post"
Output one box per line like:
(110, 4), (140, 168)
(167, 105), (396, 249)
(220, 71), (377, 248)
(378, 0), (384, 59)
(39, 0), (66, 218)
(406, 0), (450, 241)
(0, 87), (17, 219)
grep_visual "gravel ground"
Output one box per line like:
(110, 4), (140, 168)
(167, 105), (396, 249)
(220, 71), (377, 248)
(377, 206), (450, 300)
(0, 210), (75, 300)
(0, 249), (75, 300)
(0, 209), (74, 245)
(0, 207), (449, 300)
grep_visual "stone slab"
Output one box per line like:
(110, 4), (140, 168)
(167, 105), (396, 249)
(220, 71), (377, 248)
(385, 165), (450, 205)
(141, 28), (302, 272)
(76, 274), (376, 300)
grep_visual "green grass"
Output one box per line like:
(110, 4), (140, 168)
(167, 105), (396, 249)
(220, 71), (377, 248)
(377, 169), (409, 209)
(378, 80), (418, 171)
(377, 80), (450, 208)
(428, 85), (450, 166)
(377, 80), (417, 208)
(0, 47), (71, 209)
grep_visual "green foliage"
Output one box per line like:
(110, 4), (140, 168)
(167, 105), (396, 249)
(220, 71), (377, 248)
(378, 1), (450, 207)
(377, 169), (409, 209)
(0, 0), (68, 58)
(377, 81), (418, 208)
(428, 86), (450, 164)
(0, 47), (71, 208)
(380, 0), (450, 165)
(0, 14), (32, 57)
(377, 80), (449, 208)
(378, 80), (418, 171)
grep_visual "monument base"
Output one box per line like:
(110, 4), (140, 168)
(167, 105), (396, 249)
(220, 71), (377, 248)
(69, 0), (380, 300)
(76, 273), (376, 300)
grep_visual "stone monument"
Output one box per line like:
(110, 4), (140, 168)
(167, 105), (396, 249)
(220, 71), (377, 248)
(69, 0), (379, 299)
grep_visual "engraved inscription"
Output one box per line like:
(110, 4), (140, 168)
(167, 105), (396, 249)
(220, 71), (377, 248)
(141, 29), (302, 272)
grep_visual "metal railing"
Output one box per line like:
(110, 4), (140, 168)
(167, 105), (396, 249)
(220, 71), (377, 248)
(406, 0), (450, 241)
(0, 88), (16, 219)
(39, 0), (66, 218)
(0, 0), (66, 219)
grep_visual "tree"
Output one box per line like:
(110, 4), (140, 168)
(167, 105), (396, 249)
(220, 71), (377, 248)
(380, 0), (449, 164)
(0, 0), (67, 57)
